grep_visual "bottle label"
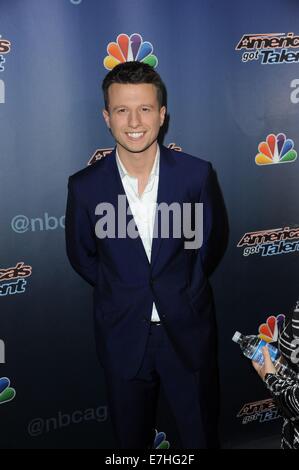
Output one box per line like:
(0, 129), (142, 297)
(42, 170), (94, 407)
(252, 340), (279, 364)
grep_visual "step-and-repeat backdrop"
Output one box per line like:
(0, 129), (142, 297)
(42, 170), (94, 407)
(1, 0), (298, 448)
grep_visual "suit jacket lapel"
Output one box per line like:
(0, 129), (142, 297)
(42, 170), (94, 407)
(150, 145), (177, 270)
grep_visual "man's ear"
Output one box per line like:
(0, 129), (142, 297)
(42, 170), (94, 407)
(160, 106), (166, 127)
(102, 109), (110, 128)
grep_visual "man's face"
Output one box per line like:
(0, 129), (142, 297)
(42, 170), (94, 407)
(103, 83), (166, 156)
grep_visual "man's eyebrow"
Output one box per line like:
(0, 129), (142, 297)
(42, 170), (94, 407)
(111, 105), (127, 111)
(111, 104), (155, 111)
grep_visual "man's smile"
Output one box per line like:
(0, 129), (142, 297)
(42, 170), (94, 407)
(125, 132), (146, 141)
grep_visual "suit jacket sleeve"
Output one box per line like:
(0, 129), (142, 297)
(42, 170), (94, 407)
(65, 176), (97, 287)
(200, 163), (228, 277)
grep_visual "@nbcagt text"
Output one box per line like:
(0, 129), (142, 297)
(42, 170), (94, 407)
(104, 454), (196, 466)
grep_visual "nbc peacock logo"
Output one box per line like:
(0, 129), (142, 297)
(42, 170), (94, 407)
(104, 33), (158, 70)
(258, 314), (285, 343)
(255, 133), (297, 165)
(0, 377), (16, 405)
(153, 429), (170, 449)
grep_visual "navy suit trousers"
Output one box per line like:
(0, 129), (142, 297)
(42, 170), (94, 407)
(104, 323), (219, 449)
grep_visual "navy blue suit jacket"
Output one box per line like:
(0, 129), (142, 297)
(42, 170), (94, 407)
(65, 145), (227, 379)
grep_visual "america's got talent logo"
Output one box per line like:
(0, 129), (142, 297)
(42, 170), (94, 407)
(0, 262), (33, 297)
(237, 398), (281, 425)
(237, 226), (299, 258)
(0, 35), (11, 72)
(88, 143), (182, 166)
(236, 32), (299, 64)
(0, 34), (11, 104)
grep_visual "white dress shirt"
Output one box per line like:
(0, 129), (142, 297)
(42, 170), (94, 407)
(116, 146), (160, 322)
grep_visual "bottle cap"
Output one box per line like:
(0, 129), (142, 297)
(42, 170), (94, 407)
(232, 331), (242, 343)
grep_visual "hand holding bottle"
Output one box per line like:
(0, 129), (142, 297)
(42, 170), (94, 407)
(232, 331), (297, 379)
(252, 345), (277, 380)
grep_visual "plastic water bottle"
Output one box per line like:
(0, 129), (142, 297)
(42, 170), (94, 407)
(232, 331), (297, 379)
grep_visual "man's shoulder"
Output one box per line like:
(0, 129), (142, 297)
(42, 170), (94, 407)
(163, 145), (211, 175)
(68, 152), (112, 185)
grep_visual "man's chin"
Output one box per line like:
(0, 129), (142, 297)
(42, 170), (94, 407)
(117, 141), (157, 155)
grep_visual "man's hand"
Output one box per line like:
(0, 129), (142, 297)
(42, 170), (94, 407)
(252, 345), (277, 381)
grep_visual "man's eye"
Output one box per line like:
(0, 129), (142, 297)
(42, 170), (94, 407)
(141, 107), (150, 112)
(117, 109), (127, 113)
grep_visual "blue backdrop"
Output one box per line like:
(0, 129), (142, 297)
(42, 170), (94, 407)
(1, 0), (299, 448)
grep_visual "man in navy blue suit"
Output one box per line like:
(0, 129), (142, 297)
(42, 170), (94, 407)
(65, 61), (227, 449)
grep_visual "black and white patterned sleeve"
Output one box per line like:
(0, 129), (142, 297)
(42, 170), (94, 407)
(264, 373), (299, 421)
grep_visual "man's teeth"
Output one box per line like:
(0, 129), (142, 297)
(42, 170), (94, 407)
(127, 132), (144, 138)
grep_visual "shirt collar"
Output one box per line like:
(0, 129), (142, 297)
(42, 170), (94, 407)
(116, 146), (160, 181)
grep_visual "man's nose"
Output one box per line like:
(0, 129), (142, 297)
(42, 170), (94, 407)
(128, 110), (141, 128)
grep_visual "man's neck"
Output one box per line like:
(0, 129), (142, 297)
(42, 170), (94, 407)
(117, 143), (158, 178)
